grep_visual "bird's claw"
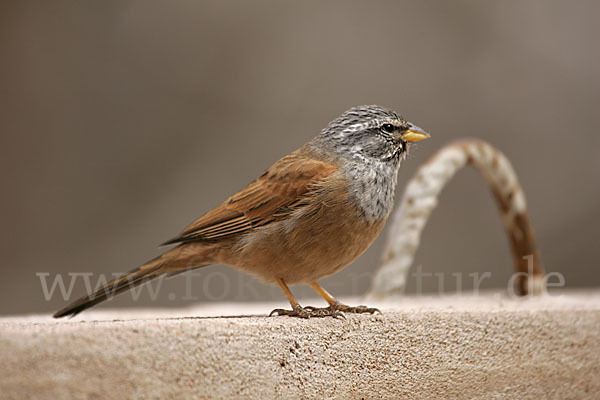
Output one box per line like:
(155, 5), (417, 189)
(269, 305), (345, 319)
(332, 304), (382, 315)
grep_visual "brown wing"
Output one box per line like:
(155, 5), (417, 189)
(162, 150), (338, 245)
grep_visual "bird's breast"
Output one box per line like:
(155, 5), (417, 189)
(223, 172), (389, 284)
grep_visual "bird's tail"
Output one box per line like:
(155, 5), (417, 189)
(53, 245), (209, 318)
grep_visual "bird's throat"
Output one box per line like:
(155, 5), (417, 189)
(341, 159), (400, 223)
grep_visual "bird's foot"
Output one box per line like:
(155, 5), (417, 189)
(269, 305), (345, 319)
(328, 302), (382, 315)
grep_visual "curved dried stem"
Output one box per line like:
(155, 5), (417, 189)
(369, 139), (545, 298)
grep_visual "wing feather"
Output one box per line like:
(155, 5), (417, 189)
(162, 150), (337, 245)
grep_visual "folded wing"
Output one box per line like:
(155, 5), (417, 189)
(163, 151), (338, 245)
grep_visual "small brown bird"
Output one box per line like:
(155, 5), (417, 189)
(54, 105), (429, 318)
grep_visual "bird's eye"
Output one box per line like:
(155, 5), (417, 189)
(381, 124), (395, 133)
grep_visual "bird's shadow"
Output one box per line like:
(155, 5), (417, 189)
(165, 314), (268, 320)
(92, 313), (272, 323)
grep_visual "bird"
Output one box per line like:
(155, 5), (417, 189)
(53, 105), (430, 319)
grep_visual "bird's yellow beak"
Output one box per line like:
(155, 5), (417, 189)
(401, 125), (431, 142)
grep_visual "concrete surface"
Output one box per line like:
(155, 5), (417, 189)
(1, 291), (599, 399)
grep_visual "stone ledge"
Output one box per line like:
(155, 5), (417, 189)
(1, 291), (599, 399)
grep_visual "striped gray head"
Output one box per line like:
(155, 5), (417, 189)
(316, 105), (430, 165)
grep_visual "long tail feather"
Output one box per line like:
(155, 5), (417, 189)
(52, 258), (166, 318)
(53, 243), (213, 318)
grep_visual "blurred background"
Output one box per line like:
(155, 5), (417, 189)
(1, 0), (599, 315)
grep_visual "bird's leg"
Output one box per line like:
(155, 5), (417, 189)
(308, 282), (381, 315)
(269, 279), (344, 318)
(269, 278), (309, 318)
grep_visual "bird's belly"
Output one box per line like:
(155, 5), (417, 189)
(223, 204), (386, 285)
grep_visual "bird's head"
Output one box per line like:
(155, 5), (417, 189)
(318, 105), (430, 165)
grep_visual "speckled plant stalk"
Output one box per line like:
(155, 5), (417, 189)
(369, 139), (545, 298)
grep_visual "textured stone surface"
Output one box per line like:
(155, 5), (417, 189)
(1, 291), (599, 399)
